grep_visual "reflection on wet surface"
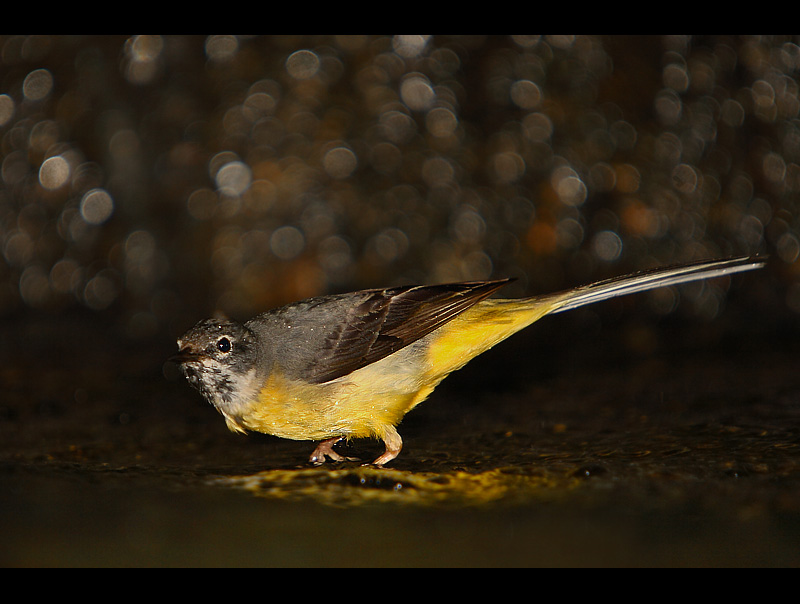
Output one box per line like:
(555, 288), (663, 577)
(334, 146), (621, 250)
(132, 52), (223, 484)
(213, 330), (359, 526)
(214, 466), (573, 507)
(2, 312), (799, 566)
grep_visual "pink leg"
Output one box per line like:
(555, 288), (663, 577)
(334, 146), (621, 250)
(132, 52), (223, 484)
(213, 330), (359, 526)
(370, 426), (403, 466)
(308, 437), (358, 465)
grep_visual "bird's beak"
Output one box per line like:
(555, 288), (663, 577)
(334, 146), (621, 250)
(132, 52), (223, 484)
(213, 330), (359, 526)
(170, 348), (203, 364)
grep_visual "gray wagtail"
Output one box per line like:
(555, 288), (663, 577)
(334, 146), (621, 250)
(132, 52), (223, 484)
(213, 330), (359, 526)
(173, 256), (765, 466)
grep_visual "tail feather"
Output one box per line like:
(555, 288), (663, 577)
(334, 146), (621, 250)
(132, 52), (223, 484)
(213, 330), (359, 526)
(414, 255), (765, 385)
(546, 256), (766, 314)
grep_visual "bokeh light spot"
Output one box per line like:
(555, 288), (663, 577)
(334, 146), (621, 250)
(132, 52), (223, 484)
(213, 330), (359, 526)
(270, 226), (305, 260)
(49, 258), (81, 295)
(38, 156), (70, 190)
(286, 50), (320, 80)
(426, 107), (458, 138)
(663, 62), (689, 92)
(553, 169), (587, 206)
(187, 188), (218, 221)
(400, 73), (436, 111)
(83, 269), (119, 310)
(205, 35), (239, 63)
(493, 151), (526, 184)
(19, 265), (51, 308)
(777, 232), (800, 264)
(672, 163), (698, 194)
(422, 156), (455, 187)
(80, 188), (114, 225)
(4, 231), (33, 267)
(522, 112), (553, 141)
(393, 35), (431, 58)
(215, 160), (252, 196)
(323, 146), (358, 179)
(0, 94), (15, 126)
(124, 35), (164, 85)
(380, 110), (416, 143)
(23, 68), (53, 101)
(510, 80), (542, 110)
(592, 230), (623, 261)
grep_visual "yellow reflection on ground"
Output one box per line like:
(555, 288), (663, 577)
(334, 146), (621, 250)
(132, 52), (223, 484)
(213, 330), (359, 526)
(212, 466), (580, 507)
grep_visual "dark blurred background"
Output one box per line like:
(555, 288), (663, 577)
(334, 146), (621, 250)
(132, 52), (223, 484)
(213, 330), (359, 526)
(2, 35), (800, 567)
(1, 35), (795, 330)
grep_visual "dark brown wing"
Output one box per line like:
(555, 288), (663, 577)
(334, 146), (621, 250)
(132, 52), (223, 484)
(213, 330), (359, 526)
(304, 279), (513, 384)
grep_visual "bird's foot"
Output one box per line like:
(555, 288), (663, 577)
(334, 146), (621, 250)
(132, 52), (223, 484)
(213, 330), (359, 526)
(309, 437), (359, 465)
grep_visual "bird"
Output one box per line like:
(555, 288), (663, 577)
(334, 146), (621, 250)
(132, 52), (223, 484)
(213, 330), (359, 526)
(172, 255), (765, 466)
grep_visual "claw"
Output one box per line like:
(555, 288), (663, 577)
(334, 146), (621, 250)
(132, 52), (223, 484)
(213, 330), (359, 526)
(311, 427), (404, 467)
(309, 437), (359, 465)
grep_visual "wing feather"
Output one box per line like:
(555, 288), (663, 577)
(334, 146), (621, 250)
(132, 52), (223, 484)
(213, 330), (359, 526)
(306, 279), (513, 383)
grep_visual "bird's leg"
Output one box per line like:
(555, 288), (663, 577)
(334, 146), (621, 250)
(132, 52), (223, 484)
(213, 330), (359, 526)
(371, 426), (403, 466)
(309, 437), (358, 465)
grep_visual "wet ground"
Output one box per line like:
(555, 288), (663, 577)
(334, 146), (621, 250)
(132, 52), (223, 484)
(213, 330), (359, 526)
(2, 309), (800, 567)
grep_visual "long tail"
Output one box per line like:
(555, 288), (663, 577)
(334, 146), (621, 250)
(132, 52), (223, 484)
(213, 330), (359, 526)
(544, 255), (766, 314)
(420, 255), (766, 385)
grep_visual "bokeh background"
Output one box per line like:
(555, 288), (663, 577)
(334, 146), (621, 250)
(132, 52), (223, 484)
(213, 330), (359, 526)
(3, 35), (800, 567)
(1, 35), (795, 332)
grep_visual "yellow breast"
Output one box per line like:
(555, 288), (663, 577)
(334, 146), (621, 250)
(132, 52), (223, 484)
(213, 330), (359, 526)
(238, 356), (429, 443)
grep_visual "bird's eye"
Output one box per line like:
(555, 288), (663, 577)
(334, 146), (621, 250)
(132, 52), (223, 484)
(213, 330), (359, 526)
(217, 337), (231, 353)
